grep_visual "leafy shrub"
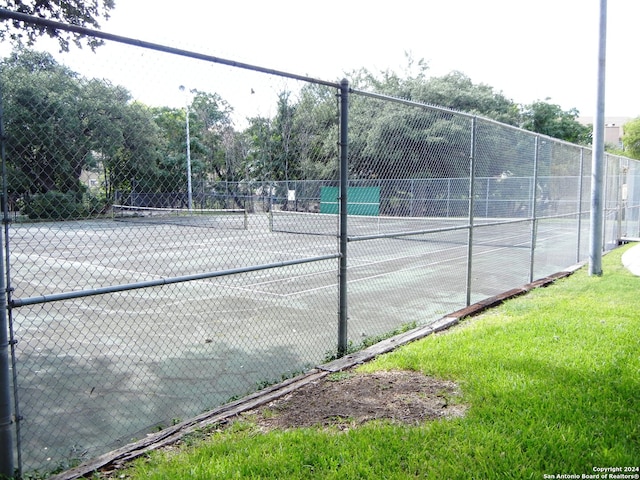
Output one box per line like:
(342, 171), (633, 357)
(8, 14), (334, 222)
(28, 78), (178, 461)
(84, 193), (109, 216)
(23, 191), (88, 220)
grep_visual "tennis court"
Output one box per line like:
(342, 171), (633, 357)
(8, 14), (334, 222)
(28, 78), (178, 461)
(10, 213), (335, 462)
(8, 209), (586, 468)
(9, 211), (619, 476)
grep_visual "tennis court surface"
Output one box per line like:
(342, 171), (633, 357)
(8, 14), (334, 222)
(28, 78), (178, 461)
(7, 210), (588, 470)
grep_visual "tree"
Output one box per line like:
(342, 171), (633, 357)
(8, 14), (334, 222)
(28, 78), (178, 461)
(0, 0), (115, 51)
(521, 100), (591, 144)
(414, 71), (521, 126)
(244, 91), (301, 188)
(149, 90), (237, 208)
(149, 106), (193, 198)
(622, 117), (640, 160)
(348, 60), (520, 126)
(340, 62), (532, 186)
(292, 83), (339, 180)
(346, 68), (478, 182)
(1, 48), (163, 214)
(70, 79), (162, 203)
(2, 49), (90, 196)
(243, 85), (337, 180)
(105, 101), (162, 202)
(189, 90), (234, 183)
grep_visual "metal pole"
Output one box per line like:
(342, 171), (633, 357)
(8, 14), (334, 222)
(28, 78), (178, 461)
(589, 0), (607, 276)
(337, 79), (349, 357)
(179, 85), (193, 211)
(0, 238), (12, 480)
(185, 105), (193, 211)
(12, 253), (340, 308)
(485, 178), (489, 218)
(617, 160), (625, 242)
(577, 148), (585, 263)
(465, 117), (477, 307)
(529, 137), (540, 283)
(602, 155), (610, 248)
(0, 77), (14, 479)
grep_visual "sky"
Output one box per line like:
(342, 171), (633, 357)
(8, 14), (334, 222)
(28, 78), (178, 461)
(12, 0), (640, 122)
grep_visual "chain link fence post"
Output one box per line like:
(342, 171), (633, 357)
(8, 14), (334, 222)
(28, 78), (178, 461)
(465, 117), (477, 307)
(577, 148), (585, 263)
(0, 80), (15, 480)
(337, 78), (349, 357)
(0, 267), (13, 479)
(529, 136), (541, 283)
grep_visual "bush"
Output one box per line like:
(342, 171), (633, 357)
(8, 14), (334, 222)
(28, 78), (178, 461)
(84, 193), (110, 216)
(23, 191), (88, 220)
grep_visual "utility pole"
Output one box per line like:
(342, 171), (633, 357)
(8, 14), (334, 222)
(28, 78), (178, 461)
(589, 0), (607, 276)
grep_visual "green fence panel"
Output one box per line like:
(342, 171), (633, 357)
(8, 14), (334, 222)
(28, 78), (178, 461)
(320, 186), (380, 215)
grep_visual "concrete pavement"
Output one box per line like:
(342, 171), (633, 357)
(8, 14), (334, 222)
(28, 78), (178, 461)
(621, 242), (640, 276)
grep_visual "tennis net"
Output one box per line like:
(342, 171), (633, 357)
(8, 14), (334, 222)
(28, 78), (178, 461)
(269, 210), (468, 238)
(112, 205), (248, 230)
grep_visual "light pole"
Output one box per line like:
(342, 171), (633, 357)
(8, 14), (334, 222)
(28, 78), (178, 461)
(589, 0), (607, 276)
(179, 85), (193, 211)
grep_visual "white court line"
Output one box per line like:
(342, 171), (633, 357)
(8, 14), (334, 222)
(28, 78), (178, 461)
(14, 247), (337, 300)
(15, 229), (572, 303)
(346, 229), (528, 271)
(16, 248), (337, 300)
(216, 231), (525, 297)
(201, 263), (339, 298)
(218, 230), (539, 297)
(193, 228), (565, 299)
(72, 298), (269, 315)
(156, 229), (561, 298)
(345, 229), (569, 286)
(12, 252), (165, 289)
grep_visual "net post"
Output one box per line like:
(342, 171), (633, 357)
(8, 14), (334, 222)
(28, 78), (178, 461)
(337, 79), (349, 358)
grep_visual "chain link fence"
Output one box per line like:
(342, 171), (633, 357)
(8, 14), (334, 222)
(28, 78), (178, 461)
(0, 11), (639, 477)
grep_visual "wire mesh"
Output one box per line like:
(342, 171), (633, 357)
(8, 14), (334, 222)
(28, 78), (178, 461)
(1, 36), (343, 473)
(622, 158), (640, 238)
(1, 16), (638, 475)
(15, 268), (338, 469)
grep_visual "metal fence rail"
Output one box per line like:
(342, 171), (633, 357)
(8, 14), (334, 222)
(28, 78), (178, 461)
(0, 9), (638, 477)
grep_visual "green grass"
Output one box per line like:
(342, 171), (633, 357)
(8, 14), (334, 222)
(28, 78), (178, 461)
(117, 246), (640, 479)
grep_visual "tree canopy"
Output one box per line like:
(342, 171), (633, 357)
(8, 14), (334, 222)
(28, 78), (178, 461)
(622, 117), (640, 160)
(1, 49), (164, 214)
(1, 48), (609, 219)
(520, 100), (592, 145)
(348, 63), (521, 126)
(0, 0), (115, 51)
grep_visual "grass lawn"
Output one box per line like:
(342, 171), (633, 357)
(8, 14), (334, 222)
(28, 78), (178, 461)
(115, 246), (640, 479)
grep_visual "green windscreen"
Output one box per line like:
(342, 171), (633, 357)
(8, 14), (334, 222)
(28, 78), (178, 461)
(320, 187), (380, 215)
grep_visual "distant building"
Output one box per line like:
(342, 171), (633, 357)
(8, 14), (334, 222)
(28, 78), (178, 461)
(80, 169), (100, 191)
(578, 116), (632, 149)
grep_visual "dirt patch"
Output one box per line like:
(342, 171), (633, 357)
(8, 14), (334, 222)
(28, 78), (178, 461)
(93, 370), (466, 478)
(240, 369), (466, 430)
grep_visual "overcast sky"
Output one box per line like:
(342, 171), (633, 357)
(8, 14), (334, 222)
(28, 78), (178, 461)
(22, 0), (640, 121)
